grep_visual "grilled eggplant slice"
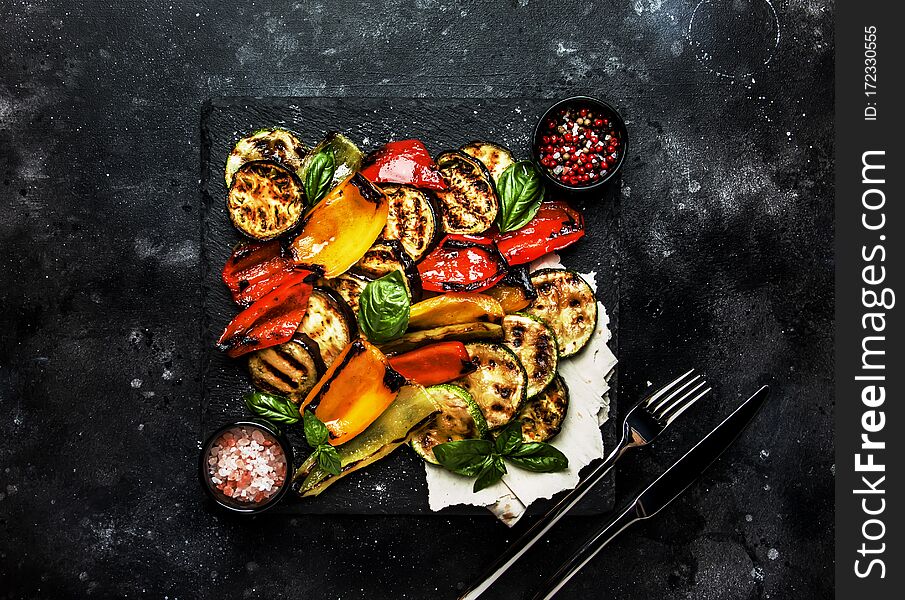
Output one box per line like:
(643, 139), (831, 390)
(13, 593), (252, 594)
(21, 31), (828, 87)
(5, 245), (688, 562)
(298, 287), (358, 367)
(227, 161), (305, 240)
(224, 128), (309, 187)
(246, 333), (326, 402)
(379, 183), (440, 261)
(459, 141), (516, 183)
(486, 266), (538, 313)
(518, 375), (569, 442)
(526, 269), (597, 357)
(353, 239), (423, 302)
(293, 383), (439, 497)
(453, 342), (528, 430)
(378, 322), (502, 355)
(320, 271), (372, 315)
(502, 313), (558, 398)
(434, 151), (499, 234)
(410, 384), (488, 464)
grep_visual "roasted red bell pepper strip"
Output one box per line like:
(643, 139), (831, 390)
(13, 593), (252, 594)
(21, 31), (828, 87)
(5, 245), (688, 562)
(388, 342), (476, 387)
(360, 140), (447, 191)
(217, 271), (314, 358)
(494, 201), (585, 265)
(222, 240), (297, 307)
(417, 235), (508, 293)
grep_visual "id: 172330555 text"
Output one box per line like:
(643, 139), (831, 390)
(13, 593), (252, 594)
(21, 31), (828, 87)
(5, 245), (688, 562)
(864, 26), (878, 121)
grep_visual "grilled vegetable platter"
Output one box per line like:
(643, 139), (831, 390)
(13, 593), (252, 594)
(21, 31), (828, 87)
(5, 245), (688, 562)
(210, 127), (606, 507)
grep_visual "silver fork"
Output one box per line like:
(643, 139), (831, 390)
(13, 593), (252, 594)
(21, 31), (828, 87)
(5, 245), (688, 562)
(458, 369), (711, 600)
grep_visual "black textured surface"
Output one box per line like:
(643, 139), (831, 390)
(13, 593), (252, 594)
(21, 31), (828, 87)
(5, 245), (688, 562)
(1, 0), (833, 598)
(201, 96), (619, 515)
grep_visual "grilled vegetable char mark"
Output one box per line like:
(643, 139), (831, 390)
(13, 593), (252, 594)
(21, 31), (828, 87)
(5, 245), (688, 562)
(459, 141), (516, 183)
(410, 385), (488, 464)
(453, 342), (527, 430)
(379, 183), (440, 261)
(526, 269), (598, 357)
(224, 128), (309, 187)
(319, 272), (371, 315)
(502, 313), (558, 397)
(298, 287), (358, 367)
(434, 151), (499, 235)
(227, 161), (305, 241)
(353, 239), (423, 302)
(246, 334), (326, 401)
(518, 375), (570, 442)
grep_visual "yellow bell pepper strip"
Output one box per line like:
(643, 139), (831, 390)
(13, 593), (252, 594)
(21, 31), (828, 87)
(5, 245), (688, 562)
(407, 293), (504, 330)
(301, 339), (406, 446)
(289, 173), (389, 278)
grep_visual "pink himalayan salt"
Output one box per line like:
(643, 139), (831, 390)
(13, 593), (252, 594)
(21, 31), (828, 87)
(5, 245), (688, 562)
(207, 426), (286, 504)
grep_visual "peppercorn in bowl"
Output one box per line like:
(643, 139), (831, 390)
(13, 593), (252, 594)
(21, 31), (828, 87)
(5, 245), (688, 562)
(532, 96), (628, 192)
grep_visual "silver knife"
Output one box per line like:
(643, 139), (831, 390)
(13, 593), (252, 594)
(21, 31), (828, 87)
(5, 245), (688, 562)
(531, 385), (770, 600)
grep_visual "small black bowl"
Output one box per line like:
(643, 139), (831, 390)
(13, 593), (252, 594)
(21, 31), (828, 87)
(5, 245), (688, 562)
(199, 419), (293, 514)
(532, 95), (628, 193)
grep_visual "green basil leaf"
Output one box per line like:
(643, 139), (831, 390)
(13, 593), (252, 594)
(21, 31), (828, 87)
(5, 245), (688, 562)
(496, 160), (544, 233)
(304, 148), (336, 207)
(494, 419), (524, 456)
(303, 409), (329, 447)
(493, 454), (507, 476)
(433, 439), (494, 476)
(473, 459), (505, 493)
(357, 271), (411, 343)
(506, 442), (569, 472)
(316, 445), (342, 475)
(244, 392), (299, 425)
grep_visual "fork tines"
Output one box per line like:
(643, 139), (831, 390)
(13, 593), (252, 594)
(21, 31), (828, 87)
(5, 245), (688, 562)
(645, 369), (711, 425)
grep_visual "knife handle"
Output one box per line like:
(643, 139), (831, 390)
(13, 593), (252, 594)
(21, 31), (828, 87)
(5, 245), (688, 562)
(530, 503), (640, 600)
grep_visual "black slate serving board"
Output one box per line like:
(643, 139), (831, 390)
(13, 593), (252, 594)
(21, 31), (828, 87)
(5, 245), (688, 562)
(200, 97), (619, 515)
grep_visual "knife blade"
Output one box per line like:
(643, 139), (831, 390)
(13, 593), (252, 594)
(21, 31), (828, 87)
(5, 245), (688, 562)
(532, 385), (770, 600)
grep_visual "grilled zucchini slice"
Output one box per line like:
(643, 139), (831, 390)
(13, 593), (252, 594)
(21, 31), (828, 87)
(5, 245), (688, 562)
(502, 313), (558, 397)
(353, 239), (423, 302)
(453, 342), (528, 430)
(459, 141), (516, 183)
(298, 287), (358, 367)
(518, 375), (569, 442)
(379, 183), (440, 261)
(434, 151), (499, 234)
(320, 271), (372, 315)
(410, 384), (489, 464)
(227, 161), (305, 240)
(525, 269), (597, 357)
(224, 128), (309, 187)
(246, 334), (326, 402)
(378, 322), (502, 355)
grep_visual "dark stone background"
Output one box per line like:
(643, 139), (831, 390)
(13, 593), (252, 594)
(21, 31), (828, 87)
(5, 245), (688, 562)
(1, 0), (833, 598)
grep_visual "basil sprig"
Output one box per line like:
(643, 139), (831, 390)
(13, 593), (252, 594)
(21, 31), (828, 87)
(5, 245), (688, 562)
(303, 148), (336, 207)
(432, 420), (569, 492)
(496, 161), (545, 233)
(244, 391), (300, 426)
(357, 271), (411, 343)
(303, 410), (342, 475)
